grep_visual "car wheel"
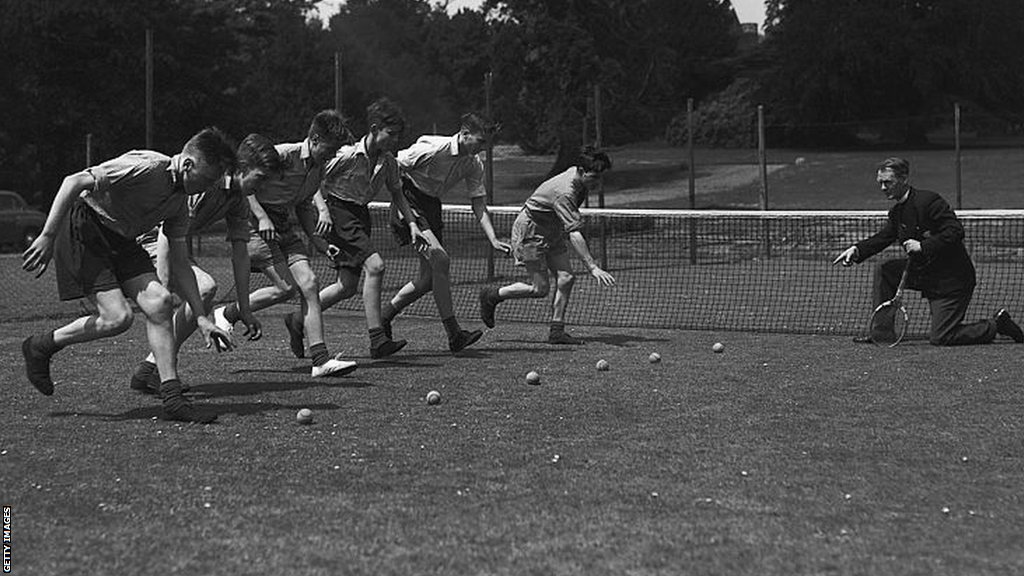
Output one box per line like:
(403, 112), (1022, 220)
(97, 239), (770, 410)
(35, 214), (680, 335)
(21, 227), (41, 250)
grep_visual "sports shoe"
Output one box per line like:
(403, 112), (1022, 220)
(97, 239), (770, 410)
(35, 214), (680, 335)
(479, 287), (499, 328)
(995, 309), (1024, 343)
(213, 306), (234, 333)
(449, 329), (483, 353)
(548, 331), (584, 345)
(311, 357), (358, 378)
(130, 361), (161, 395)
(284, 313), (305, 358)
(22, 336), (54, 396)
(371, 338), (407, 359)
(160, 382), (216, 423)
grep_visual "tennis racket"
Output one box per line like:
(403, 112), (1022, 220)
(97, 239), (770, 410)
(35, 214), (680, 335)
(868, 259), (911, 347)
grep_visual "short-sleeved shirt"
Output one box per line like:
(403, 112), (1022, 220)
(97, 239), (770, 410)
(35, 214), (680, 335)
(252, 140), (321, 207)
(137, 174), (251, 247)
(81, 150), (190, 239)
(523, 167), (588, 233)
(320, 137), (401, 206)
(397, 134), (486, 200)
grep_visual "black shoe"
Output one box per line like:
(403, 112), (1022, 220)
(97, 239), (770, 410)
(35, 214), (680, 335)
(479, 287), (499, 329)
(852, 336), (873, 344)
(371, 338), (407, 359)
(548, 332), (584, 345)
(284, 314), (305, 358)
(449, 329), (483, 353)
(130, 361), (160, 395)
(995, 309), (1024, 343)
(160, 382), (216, 423)
(22, 336), (54, 396)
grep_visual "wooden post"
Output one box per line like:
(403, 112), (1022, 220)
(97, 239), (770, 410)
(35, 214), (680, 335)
(334, 51), (343, 113)
(85, 133), (93, 168)
(758, 105), (771, 258)
(145, 29), (153, 148)
(687, 98), (697, 265)
(485, 71), (496, 280)
(954, 102), (962, 210)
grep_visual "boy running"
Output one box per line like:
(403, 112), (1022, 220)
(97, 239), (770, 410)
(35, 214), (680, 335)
(212, 110), (357, 377)
(21, 128), (237, 423)
(285, 97), (429, 359)
(478, 146), (616, 344)
(129, 133), (277, 393)
(380, 113), (510, 352)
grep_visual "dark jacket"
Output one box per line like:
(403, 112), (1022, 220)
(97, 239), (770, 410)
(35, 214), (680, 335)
(854, 187), (975, 297)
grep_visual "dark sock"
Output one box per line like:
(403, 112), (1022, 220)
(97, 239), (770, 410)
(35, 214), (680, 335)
(309, 343), (328, 367)
(223, 302), (239, 323)
(34, 331), (62, 356)
(382, 302), (397, 322)
(550, 321), (566, 335)
(442, 316), (460, 339)
(369, 327), (388, 348)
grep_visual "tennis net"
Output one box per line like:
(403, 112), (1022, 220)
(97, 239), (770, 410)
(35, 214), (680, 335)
(204, 205), (1024, 338)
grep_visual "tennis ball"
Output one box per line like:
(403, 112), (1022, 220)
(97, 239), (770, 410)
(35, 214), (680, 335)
(596, 359), (610, 371)
(426, 390), (441, 405)
(296, 408), (314, 425)
(525, 370), (541, 385)
(712, 342), (725, 353)
(648, 352), (661, 363)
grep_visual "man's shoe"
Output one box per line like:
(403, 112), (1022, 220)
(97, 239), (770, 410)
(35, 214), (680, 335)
(22, 336), (54, 396)
(130, 361), (160, 395)
(160, 382), (216, 423)
(284, 314), (305, 358)
(371, 338), (407, 359)
(995, 309), (1024, 343)
(213, 306), (234, 333)
(852, 336), (873, 344)
(449, 329), (483, 353)
(312, 357), (358, 378)
(479, 287), (499, 329)
(548, 332), (584, 345)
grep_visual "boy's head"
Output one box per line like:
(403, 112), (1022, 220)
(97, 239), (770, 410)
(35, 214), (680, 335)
(366, 97), (406, 153)
(308, 109), (352, 165)
(577, 145), (611, 189)
(457, 112), (499, 155)
(237, 133), (285, 194)
(181, 127), (237, 195)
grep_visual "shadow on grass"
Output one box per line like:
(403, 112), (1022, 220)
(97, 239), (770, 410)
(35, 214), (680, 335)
(188, 378), (373, 398)
(48, 400), (344, 422)
(583, 334), (673, 347)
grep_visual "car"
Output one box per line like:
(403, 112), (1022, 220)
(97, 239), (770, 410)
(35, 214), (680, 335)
(0, 190), (47, 251)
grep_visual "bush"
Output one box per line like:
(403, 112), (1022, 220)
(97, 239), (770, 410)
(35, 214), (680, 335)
(666, 79), (757, 148)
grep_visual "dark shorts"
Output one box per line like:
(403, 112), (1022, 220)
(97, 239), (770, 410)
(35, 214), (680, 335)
(247, 204), (308, 271)
(510, 208), (567, 266)
(391, 178), (443, 246)
(55, 200), (156, 301)
(323, 196), (375, 272)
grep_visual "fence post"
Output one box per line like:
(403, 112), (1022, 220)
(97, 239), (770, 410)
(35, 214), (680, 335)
(758, 105), (771, 258)
(687, 98), (697, 265)
(334, 51), (343, 113)
(145, 29), (153, 149)
(954, 102), (962, 210)
(85, 133), (93, 168)
(485, 71), (496, 280)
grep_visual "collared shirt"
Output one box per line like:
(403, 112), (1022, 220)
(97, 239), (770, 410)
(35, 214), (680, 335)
(397, 134), (486, 200)
(82, 150), (190, 239)
(137, 174), (251, 246)
(253, 139), (321, 207)
(320, 136), (401, 206)
(523, 167), (589, 233)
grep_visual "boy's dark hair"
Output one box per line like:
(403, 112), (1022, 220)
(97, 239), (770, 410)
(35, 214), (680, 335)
(460, 112), (499, 137)
(578, 145), (611, 173)
(877, 156), (910, 179)
(367, 97), (406, 132)
(237, 133), (284, 174)
(308, 109), (353, 144)
(186, 127), (238, 173)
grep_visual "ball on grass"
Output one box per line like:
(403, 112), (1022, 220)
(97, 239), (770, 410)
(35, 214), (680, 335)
(648, 352), (661, 363)
(426, 390), (441, 405)
(525, 370), (541, 385)
(712, 342), (725, 353)
(596, 359), (610, 371)
(296, 408), (314, 425)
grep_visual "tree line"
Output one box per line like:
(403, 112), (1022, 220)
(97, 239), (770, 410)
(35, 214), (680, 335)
(2, 0), (1023, 204)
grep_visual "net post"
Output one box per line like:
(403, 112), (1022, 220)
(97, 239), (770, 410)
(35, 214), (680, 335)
(85, 133), (93, 167)
(594, 84), (608, 269)
(687, 97), (697, 265)
(758, 105), (771, 258)
(954, 102), (962, 210)
(145, 28), (153, 149)
(485, 71), (496, 280)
